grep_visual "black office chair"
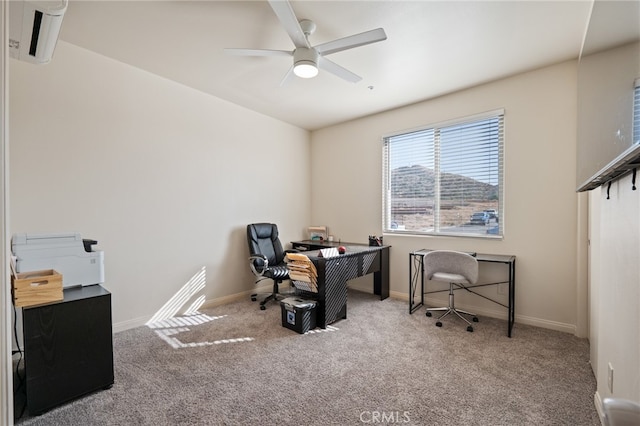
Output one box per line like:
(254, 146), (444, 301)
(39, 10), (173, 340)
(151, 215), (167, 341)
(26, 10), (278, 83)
(424, 250), (479, 332)
(246, 223), (296, 310)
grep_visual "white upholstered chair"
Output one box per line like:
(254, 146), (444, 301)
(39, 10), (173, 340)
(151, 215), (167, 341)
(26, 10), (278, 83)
(424, 250), (479, 332)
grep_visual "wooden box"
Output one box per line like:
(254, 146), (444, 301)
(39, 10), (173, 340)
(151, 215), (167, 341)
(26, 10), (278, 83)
(12, 269), (63, 307)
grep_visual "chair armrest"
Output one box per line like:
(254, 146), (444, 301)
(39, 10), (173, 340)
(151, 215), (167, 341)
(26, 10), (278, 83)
(249, 255), (268, 277)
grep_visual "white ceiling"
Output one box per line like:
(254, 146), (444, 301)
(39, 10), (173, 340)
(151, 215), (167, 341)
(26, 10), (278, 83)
(56, 1), (636, 131)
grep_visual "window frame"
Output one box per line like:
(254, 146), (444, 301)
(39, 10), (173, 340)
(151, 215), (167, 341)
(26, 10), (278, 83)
(382, 109), (505, 238)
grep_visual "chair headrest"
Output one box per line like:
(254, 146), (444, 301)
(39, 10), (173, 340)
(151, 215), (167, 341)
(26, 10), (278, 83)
(249, 223), (278, 240)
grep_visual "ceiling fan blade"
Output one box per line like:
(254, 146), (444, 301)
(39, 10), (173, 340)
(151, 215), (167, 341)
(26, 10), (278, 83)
(315, 28), (387, 56)
(224, 48), (292, 57)
(317, 56), (361, 83)
(279, 66), (295, 87)
(268, 0), (310, 49)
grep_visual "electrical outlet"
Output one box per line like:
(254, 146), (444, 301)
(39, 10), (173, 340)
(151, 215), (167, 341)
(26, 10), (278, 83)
(608, 362), (614, 393)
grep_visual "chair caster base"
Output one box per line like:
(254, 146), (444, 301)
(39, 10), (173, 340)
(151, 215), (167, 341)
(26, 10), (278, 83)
(472, 317), (479, 322)
(260, 305), (266, 310)
(251, 297), (257, 302)
(467, 326), (474, 332)
(426, 312), (432, 317)
(435, 321), (442, 327)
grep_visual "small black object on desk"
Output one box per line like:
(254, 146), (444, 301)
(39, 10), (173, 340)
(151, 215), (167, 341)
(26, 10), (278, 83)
(368, 235), (383, 246)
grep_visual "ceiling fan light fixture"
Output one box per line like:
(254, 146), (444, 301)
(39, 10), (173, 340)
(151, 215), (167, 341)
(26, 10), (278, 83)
(293, 47), (319, 78)
(294, 60), (318, 78)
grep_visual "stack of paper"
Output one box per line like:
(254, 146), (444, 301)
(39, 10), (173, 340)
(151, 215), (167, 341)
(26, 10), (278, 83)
(286, 252), (318, 293)
(320, 247), (339, 257)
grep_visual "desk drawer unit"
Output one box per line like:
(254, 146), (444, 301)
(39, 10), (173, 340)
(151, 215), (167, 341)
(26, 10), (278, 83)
(291, 242), (391, 328)
(22, 285), (114, 415)
(295, 255), (352, 327)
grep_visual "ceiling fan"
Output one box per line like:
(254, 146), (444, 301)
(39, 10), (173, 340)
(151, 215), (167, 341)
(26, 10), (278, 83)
(224, 0), (387, 85)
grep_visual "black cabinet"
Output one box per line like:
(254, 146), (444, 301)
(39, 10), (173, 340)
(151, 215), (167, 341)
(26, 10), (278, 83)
(22, 285), (114, 415)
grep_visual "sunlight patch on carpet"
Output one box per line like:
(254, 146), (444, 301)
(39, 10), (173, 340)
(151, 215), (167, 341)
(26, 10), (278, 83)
(146, 312), (226, 329)
(153, 326), (255, 349)
(148, 312), (255, 349)
(305, 325), (339, 334)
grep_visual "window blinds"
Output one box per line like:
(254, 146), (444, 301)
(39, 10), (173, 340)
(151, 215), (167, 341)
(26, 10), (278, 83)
(383, 110), (504, 236)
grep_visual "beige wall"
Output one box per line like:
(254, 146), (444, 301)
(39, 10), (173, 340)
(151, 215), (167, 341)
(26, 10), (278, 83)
(311, 60), (582, 333)
(9, 41), (311, 330)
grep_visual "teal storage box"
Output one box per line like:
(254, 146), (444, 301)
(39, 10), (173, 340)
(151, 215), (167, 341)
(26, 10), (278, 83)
(280, 297), (317, 334)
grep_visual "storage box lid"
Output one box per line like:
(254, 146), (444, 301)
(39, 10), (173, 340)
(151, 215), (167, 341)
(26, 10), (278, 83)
(281, 297), (316, 309)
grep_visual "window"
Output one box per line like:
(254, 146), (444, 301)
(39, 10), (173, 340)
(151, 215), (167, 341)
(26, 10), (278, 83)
(383, 110), (504, 237)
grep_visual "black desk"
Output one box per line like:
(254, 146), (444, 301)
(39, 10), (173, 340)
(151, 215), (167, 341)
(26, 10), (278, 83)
(291, 241), (390, 328)
(409, 249), (516, 337)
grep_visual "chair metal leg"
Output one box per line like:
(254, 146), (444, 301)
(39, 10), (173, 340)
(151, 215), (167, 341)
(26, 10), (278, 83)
(450, 308), (473, 326)
(254, 279), (289, 310)
(259, 293), (276, 310)
(436, 309), (453, 321)
(425, 282), (478, 332)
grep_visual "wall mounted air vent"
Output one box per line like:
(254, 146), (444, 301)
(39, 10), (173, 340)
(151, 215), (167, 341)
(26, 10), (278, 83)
(9, 0), (68, 64)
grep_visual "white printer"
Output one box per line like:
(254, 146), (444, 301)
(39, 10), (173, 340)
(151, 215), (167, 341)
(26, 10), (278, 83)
(12, 232), (105, 288)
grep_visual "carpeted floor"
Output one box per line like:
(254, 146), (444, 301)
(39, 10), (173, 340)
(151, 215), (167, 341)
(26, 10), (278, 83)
(14, 289), (600, 425)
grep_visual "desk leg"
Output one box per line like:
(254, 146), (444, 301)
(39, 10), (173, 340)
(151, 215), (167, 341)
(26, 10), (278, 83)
(409, 253), (424, 314)
(409, 253), (413, 314)
(508, 260), (516, 337)
(373, 247), (390, 300)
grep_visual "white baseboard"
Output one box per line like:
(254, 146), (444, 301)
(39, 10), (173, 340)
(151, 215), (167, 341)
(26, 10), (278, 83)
(389, 289), (577, 335)
(112, 316), (149, 334)
(389, 289), (408, 299)
(512, 312), (576, 334)
(594, 391), (605, 425)
(200, 289), (261, 310)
